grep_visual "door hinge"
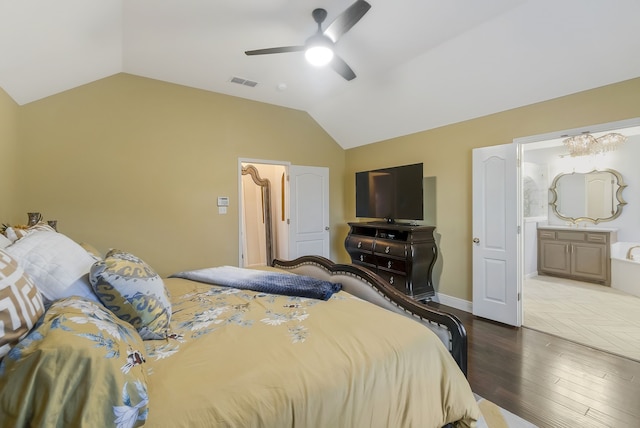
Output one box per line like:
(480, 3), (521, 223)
(287, 219), (290, 225)
(518, 292), (521, 301)
(517, 225), (521, 234)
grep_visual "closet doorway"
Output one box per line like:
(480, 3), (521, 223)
(238, 160), (331, 268)
(240, 161), (287, 268)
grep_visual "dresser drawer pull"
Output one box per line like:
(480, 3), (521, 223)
(389, 276), (394, 285)
(385, 246), (390, 254)
(357, 241), (362, 248)
(387, 261), (392, 268)
(359, 255), (364, 262)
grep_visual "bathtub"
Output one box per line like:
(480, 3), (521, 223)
(611, 242), (640, 298)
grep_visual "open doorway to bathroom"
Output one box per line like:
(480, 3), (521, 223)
(520, 121), (640, 362)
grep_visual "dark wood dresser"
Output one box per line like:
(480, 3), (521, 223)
(345, 222), (437, 300)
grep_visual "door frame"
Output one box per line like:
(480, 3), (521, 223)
(514, 117), (640, 321)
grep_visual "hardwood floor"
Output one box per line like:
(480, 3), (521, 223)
(431, 303), (640, 428)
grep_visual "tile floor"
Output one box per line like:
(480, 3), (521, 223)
(523, 275), (640, 362)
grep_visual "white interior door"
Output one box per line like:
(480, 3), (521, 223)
(288, 165), (330, 259)
(472, 144), (521, 326)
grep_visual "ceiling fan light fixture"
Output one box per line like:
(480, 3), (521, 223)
(304, 35), (334, 66)
(305, 45), (334, 66)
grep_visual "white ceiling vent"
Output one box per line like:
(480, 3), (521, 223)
(230, 76), (258, 87)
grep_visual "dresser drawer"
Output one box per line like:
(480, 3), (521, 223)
(351, 252), (375, 266)
(376, 270), (408, 293)
(375, 256), (407, 272)
(374, 240), (407, 257)
(345, 235), (375, 252)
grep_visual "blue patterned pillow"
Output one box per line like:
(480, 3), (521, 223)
(90, 249), (171, 340)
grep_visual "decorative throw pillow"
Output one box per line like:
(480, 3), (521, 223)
(4, 231), (99, 304)
(0, 297), (149, 426)
(90, 249), (171, 340)
(0, 234), (11, 249)
(0, 249), (45, 359)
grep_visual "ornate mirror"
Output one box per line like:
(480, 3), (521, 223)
(549, 168), (627, 224)
(241, 165), (273, 266)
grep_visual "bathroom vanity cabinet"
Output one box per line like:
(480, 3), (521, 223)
(537, 227), (617, 286)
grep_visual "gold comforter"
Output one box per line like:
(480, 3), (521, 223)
(143, 277), (480, 427)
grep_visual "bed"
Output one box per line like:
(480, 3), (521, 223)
(0, 222), (480, 427)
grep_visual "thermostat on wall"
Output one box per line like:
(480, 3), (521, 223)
(217, 197), (229, 207)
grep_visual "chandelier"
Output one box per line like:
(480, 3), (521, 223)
(563, 132), (627, 157)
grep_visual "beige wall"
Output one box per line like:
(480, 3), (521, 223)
(5, 73), (640, 300)
(344, 77), (640, 301)
(14, 74), (346, 276)
(0, 87), (19, 223)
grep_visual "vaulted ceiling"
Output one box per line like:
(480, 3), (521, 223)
(1, 0), (639, 148)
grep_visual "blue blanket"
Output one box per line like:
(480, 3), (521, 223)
(169, 266), (342, 301)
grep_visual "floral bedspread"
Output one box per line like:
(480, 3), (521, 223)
(145, 278), (336, 361)
(0, 275), (480, 428)
(142, 277), (480, 428)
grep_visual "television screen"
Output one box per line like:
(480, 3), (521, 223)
(355, 163), (423, 222)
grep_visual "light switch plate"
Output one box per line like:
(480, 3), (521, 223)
(217, 196), (229, 207)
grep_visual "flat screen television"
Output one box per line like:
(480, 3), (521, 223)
(355, 163), (423, 223)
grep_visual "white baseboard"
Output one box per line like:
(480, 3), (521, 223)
(434, 292), (472, 313)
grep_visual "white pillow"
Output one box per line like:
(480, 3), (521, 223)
(3, 227), (20, 243)
(4, 231), (99, 303)
(4, 223), (56, 243)
(0, 234), (11, 249)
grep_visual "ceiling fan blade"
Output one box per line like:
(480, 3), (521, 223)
(330, 55), (356, 81)
(245, 46), (305, 56)
(323, 0), (371, 43)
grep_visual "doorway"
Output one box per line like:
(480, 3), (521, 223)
(238, 160), (331, 268)
(473, 118), (640, 327)
(518, 119), (640, 360)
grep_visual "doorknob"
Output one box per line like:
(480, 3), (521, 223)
(325, 227), (330, 231)
(473, 238), (480, 244)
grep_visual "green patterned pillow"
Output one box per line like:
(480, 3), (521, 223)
(89, 249), (171, 340)
(0, 297), (149, 427)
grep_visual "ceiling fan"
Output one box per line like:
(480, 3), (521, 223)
(244, 1), (371, 81)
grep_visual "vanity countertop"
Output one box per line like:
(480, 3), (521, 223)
(537, 224), (618, 233)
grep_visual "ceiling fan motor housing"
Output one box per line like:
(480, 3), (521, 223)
(312, 8), (328, 25)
